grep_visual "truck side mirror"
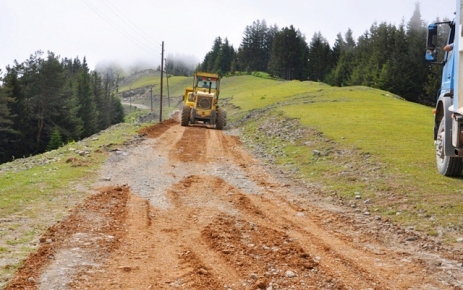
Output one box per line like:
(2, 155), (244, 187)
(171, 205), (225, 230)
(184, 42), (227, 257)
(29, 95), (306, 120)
(426, 49), (437, 61)
(426, 23), (438, 61)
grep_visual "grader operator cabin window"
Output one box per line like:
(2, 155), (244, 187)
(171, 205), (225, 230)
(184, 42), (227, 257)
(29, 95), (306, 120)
(197, 77), (217, 89)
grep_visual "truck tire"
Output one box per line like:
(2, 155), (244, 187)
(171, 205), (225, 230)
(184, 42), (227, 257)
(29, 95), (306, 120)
(181, 106), (190, 126)
(215, 109), (226, 130)
(436, 119), (463, 176)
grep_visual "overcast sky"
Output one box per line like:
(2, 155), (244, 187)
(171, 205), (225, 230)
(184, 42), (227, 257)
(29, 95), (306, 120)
(0, 0), (457, 72)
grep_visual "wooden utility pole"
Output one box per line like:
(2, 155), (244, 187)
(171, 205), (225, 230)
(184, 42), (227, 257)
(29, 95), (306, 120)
(160, 41), (164, 123)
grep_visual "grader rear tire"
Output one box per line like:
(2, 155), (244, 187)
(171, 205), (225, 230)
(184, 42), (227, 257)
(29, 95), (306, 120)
(216, 109), (227, 130)
(181, 106), (191, 126)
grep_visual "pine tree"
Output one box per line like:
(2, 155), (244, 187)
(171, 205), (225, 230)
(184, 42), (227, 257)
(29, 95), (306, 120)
(238, 20), (275, 72)
(46, 127), (62, 151)
(60, 73), (83, 141)
(13, 52), (43, 155)
(324, 33), (345, 85)
(0, 85), (13, 133)
(331, 28), (357, 86)
(377, 23), (409, 95)
(403, 2), (429, 102)
(349, 29), (374, 86)
(213, 38), (232, 74)
(110, 95), (125, 124)
(75, 57), (98, 138)
(206, 37), (222, 72)
(269, 26), (309, 80)
(92, 71), (109, 130)
(0, 77), (15, 163)
(34, 52), (69, 151)
(307, 32), (332, 81)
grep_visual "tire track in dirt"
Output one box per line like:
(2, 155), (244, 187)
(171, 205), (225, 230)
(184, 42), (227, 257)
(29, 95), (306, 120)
(170, 126), (209, 163)
(72, 175), (244, 289)
(225, 192), (422, 289)
(6, 186), (130, 290)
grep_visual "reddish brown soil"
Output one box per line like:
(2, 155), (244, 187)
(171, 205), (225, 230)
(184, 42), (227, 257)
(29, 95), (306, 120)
(5, 118), (463, 289)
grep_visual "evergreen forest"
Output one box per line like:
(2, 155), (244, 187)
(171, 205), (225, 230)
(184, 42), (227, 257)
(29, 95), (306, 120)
(0, 51), (124, 164)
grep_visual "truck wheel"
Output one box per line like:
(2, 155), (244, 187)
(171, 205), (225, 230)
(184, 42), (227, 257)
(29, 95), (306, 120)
(181, 106), (190, 126)
(216, 109), (226, 130)
(436, 119), (463, 176)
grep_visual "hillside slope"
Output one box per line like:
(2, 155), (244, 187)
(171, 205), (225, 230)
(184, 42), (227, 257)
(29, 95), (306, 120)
(220, 76), (462, 242)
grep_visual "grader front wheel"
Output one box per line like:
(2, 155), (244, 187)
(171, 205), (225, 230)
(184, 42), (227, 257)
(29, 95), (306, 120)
(181, 106), (191, 126)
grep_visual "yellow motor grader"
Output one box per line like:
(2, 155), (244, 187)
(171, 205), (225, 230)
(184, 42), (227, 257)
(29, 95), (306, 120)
(181, 72), (226, 130)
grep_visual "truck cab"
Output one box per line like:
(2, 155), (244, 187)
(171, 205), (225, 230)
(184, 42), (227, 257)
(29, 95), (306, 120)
(426, 0), (463, 176)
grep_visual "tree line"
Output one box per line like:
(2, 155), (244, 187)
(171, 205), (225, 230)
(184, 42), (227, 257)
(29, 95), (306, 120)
(198, 4), (448, 105)
(0, 51), (124, 164)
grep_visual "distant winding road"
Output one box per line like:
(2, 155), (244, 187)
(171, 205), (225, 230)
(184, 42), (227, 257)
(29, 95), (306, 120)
(121, 101), (150, 110)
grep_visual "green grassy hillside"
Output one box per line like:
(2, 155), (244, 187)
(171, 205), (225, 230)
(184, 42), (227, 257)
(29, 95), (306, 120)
(119, 73), (192, 98)
(219, 75), (462, 240)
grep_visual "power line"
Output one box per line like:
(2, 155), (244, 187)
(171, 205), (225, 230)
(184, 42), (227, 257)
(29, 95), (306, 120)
(100, 0), (161, 47)
(81, 0), (157, 54)
(80, 0), (158, 55)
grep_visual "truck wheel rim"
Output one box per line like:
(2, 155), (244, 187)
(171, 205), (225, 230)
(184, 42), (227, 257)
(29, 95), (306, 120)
(436, 129), (445, 162)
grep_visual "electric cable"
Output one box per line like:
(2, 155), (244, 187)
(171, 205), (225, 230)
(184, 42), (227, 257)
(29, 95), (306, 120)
(100, 0), (161, 47)
(80, 0), (158, 55)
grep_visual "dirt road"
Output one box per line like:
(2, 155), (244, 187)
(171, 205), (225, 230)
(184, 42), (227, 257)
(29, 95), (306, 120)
(6, 118), (463, 289)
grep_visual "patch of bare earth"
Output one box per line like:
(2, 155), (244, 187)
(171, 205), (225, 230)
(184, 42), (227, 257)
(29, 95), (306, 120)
(6, 117), (463, 289)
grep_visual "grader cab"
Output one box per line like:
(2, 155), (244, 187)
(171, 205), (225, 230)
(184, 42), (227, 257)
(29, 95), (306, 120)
(181, 72), (226, 130)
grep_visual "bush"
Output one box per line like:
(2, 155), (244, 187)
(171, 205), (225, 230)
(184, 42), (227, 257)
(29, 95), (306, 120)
(251, 71), (273, 79)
